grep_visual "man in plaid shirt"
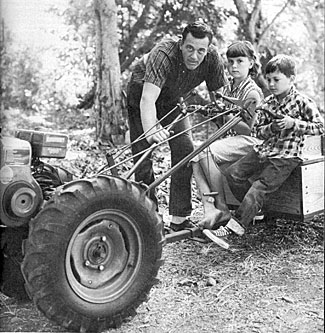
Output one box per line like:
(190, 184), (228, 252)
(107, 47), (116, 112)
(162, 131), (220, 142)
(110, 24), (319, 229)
(203, 54), (324, 248)
(127, 21), (227, 231)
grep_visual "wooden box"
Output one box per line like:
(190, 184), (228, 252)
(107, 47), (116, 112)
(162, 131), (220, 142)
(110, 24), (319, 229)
(224, 135), (324, 221)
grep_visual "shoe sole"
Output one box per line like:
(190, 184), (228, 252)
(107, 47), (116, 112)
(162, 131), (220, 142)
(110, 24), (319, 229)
(253, 215), (264, 221)
(202, 229), (230, 249)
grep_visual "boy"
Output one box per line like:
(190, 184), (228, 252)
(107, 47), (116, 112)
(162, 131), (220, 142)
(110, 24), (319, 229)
(203, 54), (324, 248)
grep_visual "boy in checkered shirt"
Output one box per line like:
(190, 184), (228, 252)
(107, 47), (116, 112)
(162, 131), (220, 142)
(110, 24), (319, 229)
(203, 54), (324, 248)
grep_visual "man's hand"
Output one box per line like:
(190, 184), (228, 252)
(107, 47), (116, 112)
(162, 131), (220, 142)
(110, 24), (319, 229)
(146, 124), (170, 144)
(271, 115), (295, 132)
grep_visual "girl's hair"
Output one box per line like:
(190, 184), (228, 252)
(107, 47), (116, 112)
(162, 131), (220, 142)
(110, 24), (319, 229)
(265, 54), (296, 77)
(226, 41), (261, 78)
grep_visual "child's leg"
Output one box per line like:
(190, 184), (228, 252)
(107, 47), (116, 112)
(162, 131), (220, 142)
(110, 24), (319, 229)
(236, 157), (301, 229)
(225, 150), (262, 203)
(192, 156), (230, 229)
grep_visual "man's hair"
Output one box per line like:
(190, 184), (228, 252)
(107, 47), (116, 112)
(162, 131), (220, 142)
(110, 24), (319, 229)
(226, 40), (261, 78)
(182, 21), (213, 44)
(265, 54), (296, 77)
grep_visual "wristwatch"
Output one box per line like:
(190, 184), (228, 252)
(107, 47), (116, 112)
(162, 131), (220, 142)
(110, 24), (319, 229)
(207, 196), (215, 203)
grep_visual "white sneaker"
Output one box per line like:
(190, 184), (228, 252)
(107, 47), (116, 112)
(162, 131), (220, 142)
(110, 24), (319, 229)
(253, 210), (264, 224)
(226, 218), (245, 236)
(202, 229), (230, 249)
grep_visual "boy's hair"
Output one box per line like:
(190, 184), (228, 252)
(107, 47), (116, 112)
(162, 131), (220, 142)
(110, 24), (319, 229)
(226, 41), (261, 78)
(265, 54), (296, 77)
(182, 21), (213, 44)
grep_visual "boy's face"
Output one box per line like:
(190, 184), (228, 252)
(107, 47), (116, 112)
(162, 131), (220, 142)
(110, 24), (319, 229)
(266, 69), (294, 99)
(181, 32), (209, 70)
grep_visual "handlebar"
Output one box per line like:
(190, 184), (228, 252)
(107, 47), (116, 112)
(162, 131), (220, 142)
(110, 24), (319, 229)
(255, 107), (284, 119)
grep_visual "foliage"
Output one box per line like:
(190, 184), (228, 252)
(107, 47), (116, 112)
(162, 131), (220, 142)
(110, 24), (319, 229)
(1, 32), (42, 111)
(117, 0), (231, 75)
(1, 0), (324, 134)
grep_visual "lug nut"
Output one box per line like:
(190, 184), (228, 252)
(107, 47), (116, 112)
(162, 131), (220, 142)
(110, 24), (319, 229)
(101, 236), (107, 242)
(85, 260), (90, 267)
(98, 265), (105, 271)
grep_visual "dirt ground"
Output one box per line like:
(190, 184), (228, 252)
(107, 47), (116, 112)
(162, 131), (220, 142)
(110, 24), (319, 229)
(0, 214), (323, 333)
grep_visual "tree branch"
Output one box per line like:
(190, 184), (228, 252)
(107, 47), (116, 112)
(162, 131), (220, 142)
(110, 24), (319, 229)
(258, 0), (292, 44)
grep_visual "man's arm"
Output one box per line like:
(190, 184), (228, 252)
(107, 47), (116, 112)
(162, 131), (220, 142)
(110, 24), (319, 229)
(140, 82), (170, 144)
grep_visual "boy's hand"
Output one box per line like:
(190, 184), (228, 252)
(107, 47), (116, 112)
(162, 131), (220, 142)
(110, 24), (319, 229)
(271, 115), (295, 132)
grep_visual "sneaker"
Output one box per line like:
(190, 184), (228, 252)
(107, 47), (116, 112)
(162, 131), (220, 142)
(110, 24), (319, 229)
(226, 218), (245, 236)
(253, 210), (264, 224)
(203, 218), (245, 249)
(202, 229), (230, 249)
(170, 218), (196, 232)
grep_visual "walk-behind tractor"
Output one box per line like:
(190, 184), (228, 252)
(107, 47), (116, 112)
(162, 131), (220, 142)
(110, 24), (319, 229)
(0, 93), (313, 333)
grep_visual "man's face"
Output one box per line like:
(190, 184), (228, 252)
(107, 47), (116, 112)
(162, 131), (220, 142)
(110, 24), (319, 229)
(266, 69), (294, 99)
(180, 32), (209, 70)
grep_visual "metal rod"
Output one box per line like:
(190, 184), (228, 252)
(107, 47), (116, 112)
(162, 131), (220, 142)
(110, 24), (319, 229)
(164, 226), (202, 244)
(96, 106), (230, 176)
(109, 91), (197, 161)
(125, 109), (188, 179)
(146, 113), (242, 192)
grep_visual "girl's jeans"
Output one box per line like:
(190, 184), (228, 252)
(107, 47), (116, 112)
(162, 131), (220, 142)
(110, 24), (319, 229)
(225, 150), (301, 229)
(128, 108), (194, 217)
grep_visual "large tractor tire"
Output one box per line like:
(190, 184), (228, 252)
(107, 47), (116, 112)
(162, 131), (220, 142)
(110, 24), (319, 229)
(21, 176), (164, 333)
(0, 226), (29, 300)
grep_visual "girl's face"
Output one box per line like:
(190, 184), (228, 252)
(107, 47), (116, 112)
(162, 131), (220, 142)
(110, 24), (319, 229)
(266, 69), (294, 100)
(227, 56), (253, 83)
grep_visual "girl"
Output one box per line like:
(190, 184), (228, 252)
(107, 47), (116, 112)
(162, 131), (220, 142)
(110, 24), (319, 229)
(192, 40), (264, 232)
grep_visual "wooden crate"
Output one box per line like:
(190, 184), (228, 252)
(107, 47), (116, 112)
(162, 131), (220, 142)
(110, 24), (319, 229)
(224, 135), (325, 221)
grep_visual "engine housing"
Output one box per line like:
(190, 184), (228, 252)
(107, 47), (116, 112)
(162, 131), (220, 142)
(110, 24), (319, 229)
(0, 137), (43, 227)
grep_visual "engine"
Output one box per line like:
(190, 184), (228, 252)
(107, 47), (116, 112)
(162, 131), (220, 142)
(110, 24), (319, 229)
(0, 130), (72, 227)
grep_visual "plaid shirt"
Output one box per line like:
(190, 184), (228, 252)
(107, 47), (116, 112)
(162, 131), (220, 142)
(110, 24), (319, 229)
(254, 86), (324, 159)
(128, 37), (227, 117)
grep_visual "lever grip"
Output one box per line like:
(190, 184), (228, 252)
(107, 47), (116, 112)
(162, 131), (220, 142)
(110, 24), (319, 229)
(256, 108), (284, 119)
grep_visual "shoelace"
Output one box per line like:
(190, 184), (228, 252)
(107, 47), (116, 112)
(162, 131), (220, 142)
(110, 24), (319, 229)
(212, 226), (233, 237)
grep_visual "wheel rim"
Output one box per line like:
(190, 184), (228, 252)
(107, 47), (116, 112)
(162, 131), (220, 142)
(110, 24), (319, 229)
(66, 209), (143, 303)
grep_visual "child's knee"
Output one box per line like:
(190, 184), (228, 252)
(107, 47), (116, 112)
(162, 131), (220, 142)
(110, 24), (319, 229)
(225, 164), (240, 183)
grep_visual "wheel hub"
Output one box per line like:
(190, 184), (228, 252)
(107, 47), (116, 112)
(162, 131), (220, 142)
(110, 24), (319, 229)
(84, 236), (110, 269)
(70, 219), (128, 289)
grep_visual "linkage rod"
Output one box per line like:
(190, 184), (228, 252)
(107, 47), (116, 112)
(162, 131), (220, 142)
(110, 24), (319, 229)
(110, 90), (197, 162)
(96, 107), (233, 176)
(146, 113), (242, 191)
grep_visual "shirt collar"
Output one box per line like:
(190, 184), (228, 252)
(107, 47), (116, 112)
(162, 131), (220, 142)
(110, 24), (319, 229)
(229, 76), (251, 92)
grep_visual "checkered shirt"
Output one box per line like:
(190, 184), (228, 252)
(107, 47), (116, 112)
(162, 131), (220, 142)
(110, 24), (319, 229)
(254, 86), (324, 159)
(130, 37), (227, 108)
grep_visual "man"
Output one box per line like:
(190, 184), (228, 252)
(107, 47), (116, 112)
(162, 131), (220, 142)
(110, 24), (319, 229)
(127, 21), (227, 231)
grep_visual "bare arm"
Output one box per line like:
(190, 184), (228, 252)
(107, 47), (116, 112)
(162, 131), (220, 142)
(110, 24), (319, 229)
(224, 90), (262, 135)
(140, 82), (170, 144)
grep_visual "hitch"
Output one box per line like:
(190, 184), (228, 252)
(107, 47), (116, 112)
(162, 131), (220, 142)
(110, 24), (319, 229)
(164, 226), (203, 244)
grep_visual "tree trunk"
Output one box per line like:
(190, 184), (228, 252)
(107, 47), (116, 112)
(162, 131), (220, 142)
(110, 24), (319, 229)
(94, 0), (126, 145)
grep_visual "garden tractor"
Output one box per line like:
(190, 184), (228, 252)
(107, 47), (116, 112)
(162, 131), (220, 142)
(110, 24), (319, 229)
(0, 93), (259, 332)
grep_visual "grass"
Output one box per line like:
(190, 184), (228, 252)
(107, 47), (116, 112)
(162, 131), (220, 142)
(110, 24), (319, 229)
(0, 214), (323, 332)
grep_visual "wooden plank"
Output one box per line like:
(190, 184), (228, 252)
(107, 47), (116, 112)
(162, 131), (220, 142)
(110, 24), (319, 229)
(302, 135), (324, 157)
(301, 160), (324, 215)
